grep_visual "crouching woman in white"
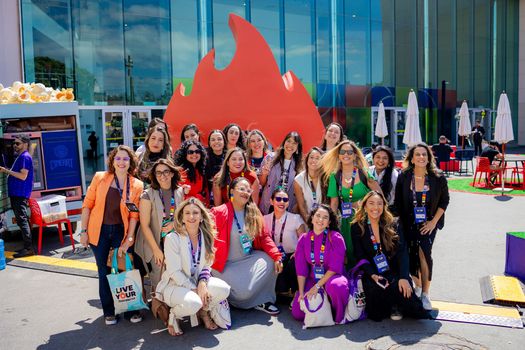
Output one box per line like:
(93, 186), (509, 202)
(156, 198), (230, 336)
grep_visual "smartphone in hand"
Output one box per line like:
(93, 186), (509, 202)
(375, 277), (388, 289)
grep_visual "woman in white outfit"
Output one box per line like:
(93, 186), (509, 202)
(156, 198), (230, 336)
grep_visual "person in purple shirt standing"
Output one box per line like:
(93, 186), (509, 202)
(0, 135), (34, 257)
(291, 204), (349, 324)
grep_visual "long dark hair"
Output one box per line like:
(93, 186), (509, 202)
(372, 146), (395, 202)
(215, 147), (250, 188)
(306, 204), (339, 233)
(223, 123), (246, 150)
(174, 140), (207, 183)
(402, 143), (440, 177)
(149, 158), (183, 190)
(270, 131), (303, 173)
(180, 123), (200, 143)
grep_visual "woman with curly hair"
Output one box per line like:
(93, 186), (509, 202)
(156, 198), (231, 336)
(223, 123), (246, 150)
(393, 143), (449, 311)
(322, 140), (382, 267)
(291, 204), (349, 324)
(137, 126), (172, 183)
(174, 140), (208, 204)
(351, 191), (429, 321)
(212, 147), (259, 206)
(211, 177), (283, 315)
(259, 131), (303, 215)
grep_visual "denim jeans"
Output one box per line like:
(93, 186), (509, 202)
(90, 224), (124, 317)
(10, 197), (32, 249)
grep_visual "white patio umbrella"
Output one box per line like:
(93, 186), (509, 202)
(493, 92), (514, 194)
(402, 90), (422, 147)
(375, 101), (388, 145)
(457, 100), (471, 149)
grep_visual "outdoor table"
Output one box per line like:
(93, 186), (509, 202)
(502, 155), (525, 190)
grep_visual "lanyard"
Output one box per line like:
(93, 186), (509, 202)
(411, 174), (429, 207)
(159, 189), (175, 220)
(308, 175), (318, 204)
(114, 175), (130, 202)
(189, 231), (202, 273)
(279, 162), (291, 191)
(233, 210), (244, 236)
(310, 229), (328, 266)
(338, 168), (357, 203)
(271, 212), (288, 245)
(368, 222), (383, 255)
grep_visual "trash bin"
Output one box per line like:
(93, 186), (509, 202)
(505, 232), (525, 282)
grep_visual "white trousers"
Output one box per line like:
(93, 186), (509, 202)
(161, 277), (230, 319)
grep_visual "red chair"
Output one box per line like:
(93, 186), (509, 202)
(472, 157), (502, 188)
(29, 198), (75, 255)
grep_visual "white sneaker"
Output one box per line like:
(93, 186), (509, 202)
(421, 293), (432, 310)
(414, 286), (422, 298)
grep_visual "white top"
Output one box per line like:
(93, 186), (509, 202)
(294, 171), (322, 213)
(370, 166), (398, 205)
(263, 212), (305, 254)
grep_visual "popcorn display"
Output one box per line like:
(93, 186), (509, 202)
(0, 81), (75, 104)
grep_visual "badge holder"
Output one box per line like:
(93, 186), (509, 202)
(314, 266), (325, 281)
(414, 206), (427, 224)
(239, 234), (252, 255)
(373, 253), (390, 274)
(341, 202), (353, 219)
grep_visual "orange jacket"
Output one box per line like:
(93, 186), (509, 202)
(82, 171), (144, 246)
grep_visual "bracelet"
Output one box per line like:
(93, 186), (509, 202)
(315, 283), (321, 290)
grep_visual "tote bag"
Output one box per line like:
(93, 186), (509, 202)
(344, 259), (369, 322)
(209, 299), (232, 330)
(106, 250), (149, 315)
(300, 291), (335, 329)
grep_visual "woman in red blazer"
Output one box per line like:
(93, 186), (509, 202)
(211, 177), (283, 315)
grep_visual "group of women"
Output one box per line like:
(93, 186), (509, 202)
(80, 119), (449, 334)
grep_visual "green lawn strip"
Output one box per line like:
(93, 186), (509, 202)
(447, 177), (525, 196)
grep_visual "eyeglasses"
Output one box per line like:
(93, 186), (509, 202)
(187, 150), (200, 155)
(235, 187), (253, 194)
(155, 169), (173, 177)
(274, 196), (289, 203)
(114, 156), (130, 162)
(339, 149), (354, 156)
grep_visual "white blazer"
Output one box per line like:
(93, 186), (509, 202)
(156, 230), (211, 293)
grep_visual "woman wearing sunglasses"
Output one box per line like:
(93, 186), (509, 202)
(80, 145), (144, 325)
(175, 140), (208, 204)
(135, 159), (188, 296)
(263, 188), (306, 296)
(291, 204), (349, 324)
(321, 140), (382, 267)
(211, 177), (283, 315)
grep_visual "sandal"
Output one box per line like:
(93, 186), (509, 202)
(168, 312), (183, 336)
(198, 309), (218, 330)
(254, 302), (280, 316)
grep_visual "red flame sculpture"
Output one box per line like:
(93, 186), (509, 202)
(164, 14), (324, 151)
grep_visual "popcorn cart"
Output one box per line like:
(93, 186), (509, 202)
(0, 101), (86, 232)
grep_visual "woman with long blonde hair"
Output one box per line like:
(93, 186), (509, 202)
(211, 177), (283, 315)
(351, 191), (430, 321)
(321, 140), (382, 267)
(155, 198), (231, 336)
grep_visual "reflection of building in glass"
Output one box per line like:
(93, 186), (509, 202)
(8, 0), (521, 149)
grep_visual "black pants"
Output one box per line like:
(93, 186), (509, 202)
(10, 196), (32, 249)
(474, 141), (482, 156)
(363, 277), (429, 321)
(275, 255), (298, 294)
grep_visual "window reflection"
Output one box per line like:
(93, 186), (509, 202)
(284, 0), (313, 83)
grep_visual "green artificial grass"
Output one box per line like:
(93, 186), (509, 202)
(447, 177), (525, 196)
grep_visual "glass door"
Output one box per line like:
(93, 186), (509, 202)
(393, 109), (407, 152)
(130, 110), (150, 151)
(104, 110), (125, 153)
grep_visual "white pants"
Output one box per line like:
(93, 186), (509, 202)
(161, 277), (230, 319)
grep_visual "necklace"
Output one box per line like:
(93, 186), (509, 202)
(415, 176), (424, 179)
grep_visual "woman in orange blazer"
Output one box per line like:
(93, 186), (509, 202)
(80, 145), (144, 325)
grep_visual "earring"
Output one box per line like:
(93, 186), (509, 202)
(230, 194), (234, 202)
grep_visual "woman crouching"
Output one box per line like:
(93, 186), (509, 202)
(155, 198), (230, 336)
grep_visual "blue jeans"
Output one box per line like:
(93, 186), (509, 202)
(90, 224), (124, 317)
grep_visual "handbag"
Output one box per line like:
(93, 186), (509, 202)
(151, 260), (170, 326)
(209, 298), (232, 330)
(106, 250), (149, 315)
(344, 259), (369, 323)
(106, 248), (133, 272)
(300, 290), (335, 329)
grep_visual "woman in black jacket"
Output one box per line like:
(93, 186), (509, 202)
(351, 191), (429, 321)
(393, 143), (449, 311)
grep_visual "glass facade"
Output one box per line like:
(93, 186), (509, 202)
(20, 0), (520, 146)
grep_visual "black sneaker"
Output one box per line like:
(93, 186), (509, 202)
(254, 302), (280, 316)
(14, 248), (35, 258)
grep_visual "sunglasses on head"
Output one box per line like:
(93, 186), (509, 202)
(274, 196), (289, 203)
(187, 149), (200, 155)
(339, 149), (354, 155)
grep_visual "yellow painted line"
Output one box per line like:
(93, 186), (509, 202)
(433, 300), (520, 319)
(5, 251), (97, 272)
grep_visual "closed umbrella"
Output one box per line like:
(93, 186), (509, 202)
(375, 101), (388, 145)
(457, 100), (471, 149)
(493, 92), (514, 194)
(402, 90), (422, 147)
